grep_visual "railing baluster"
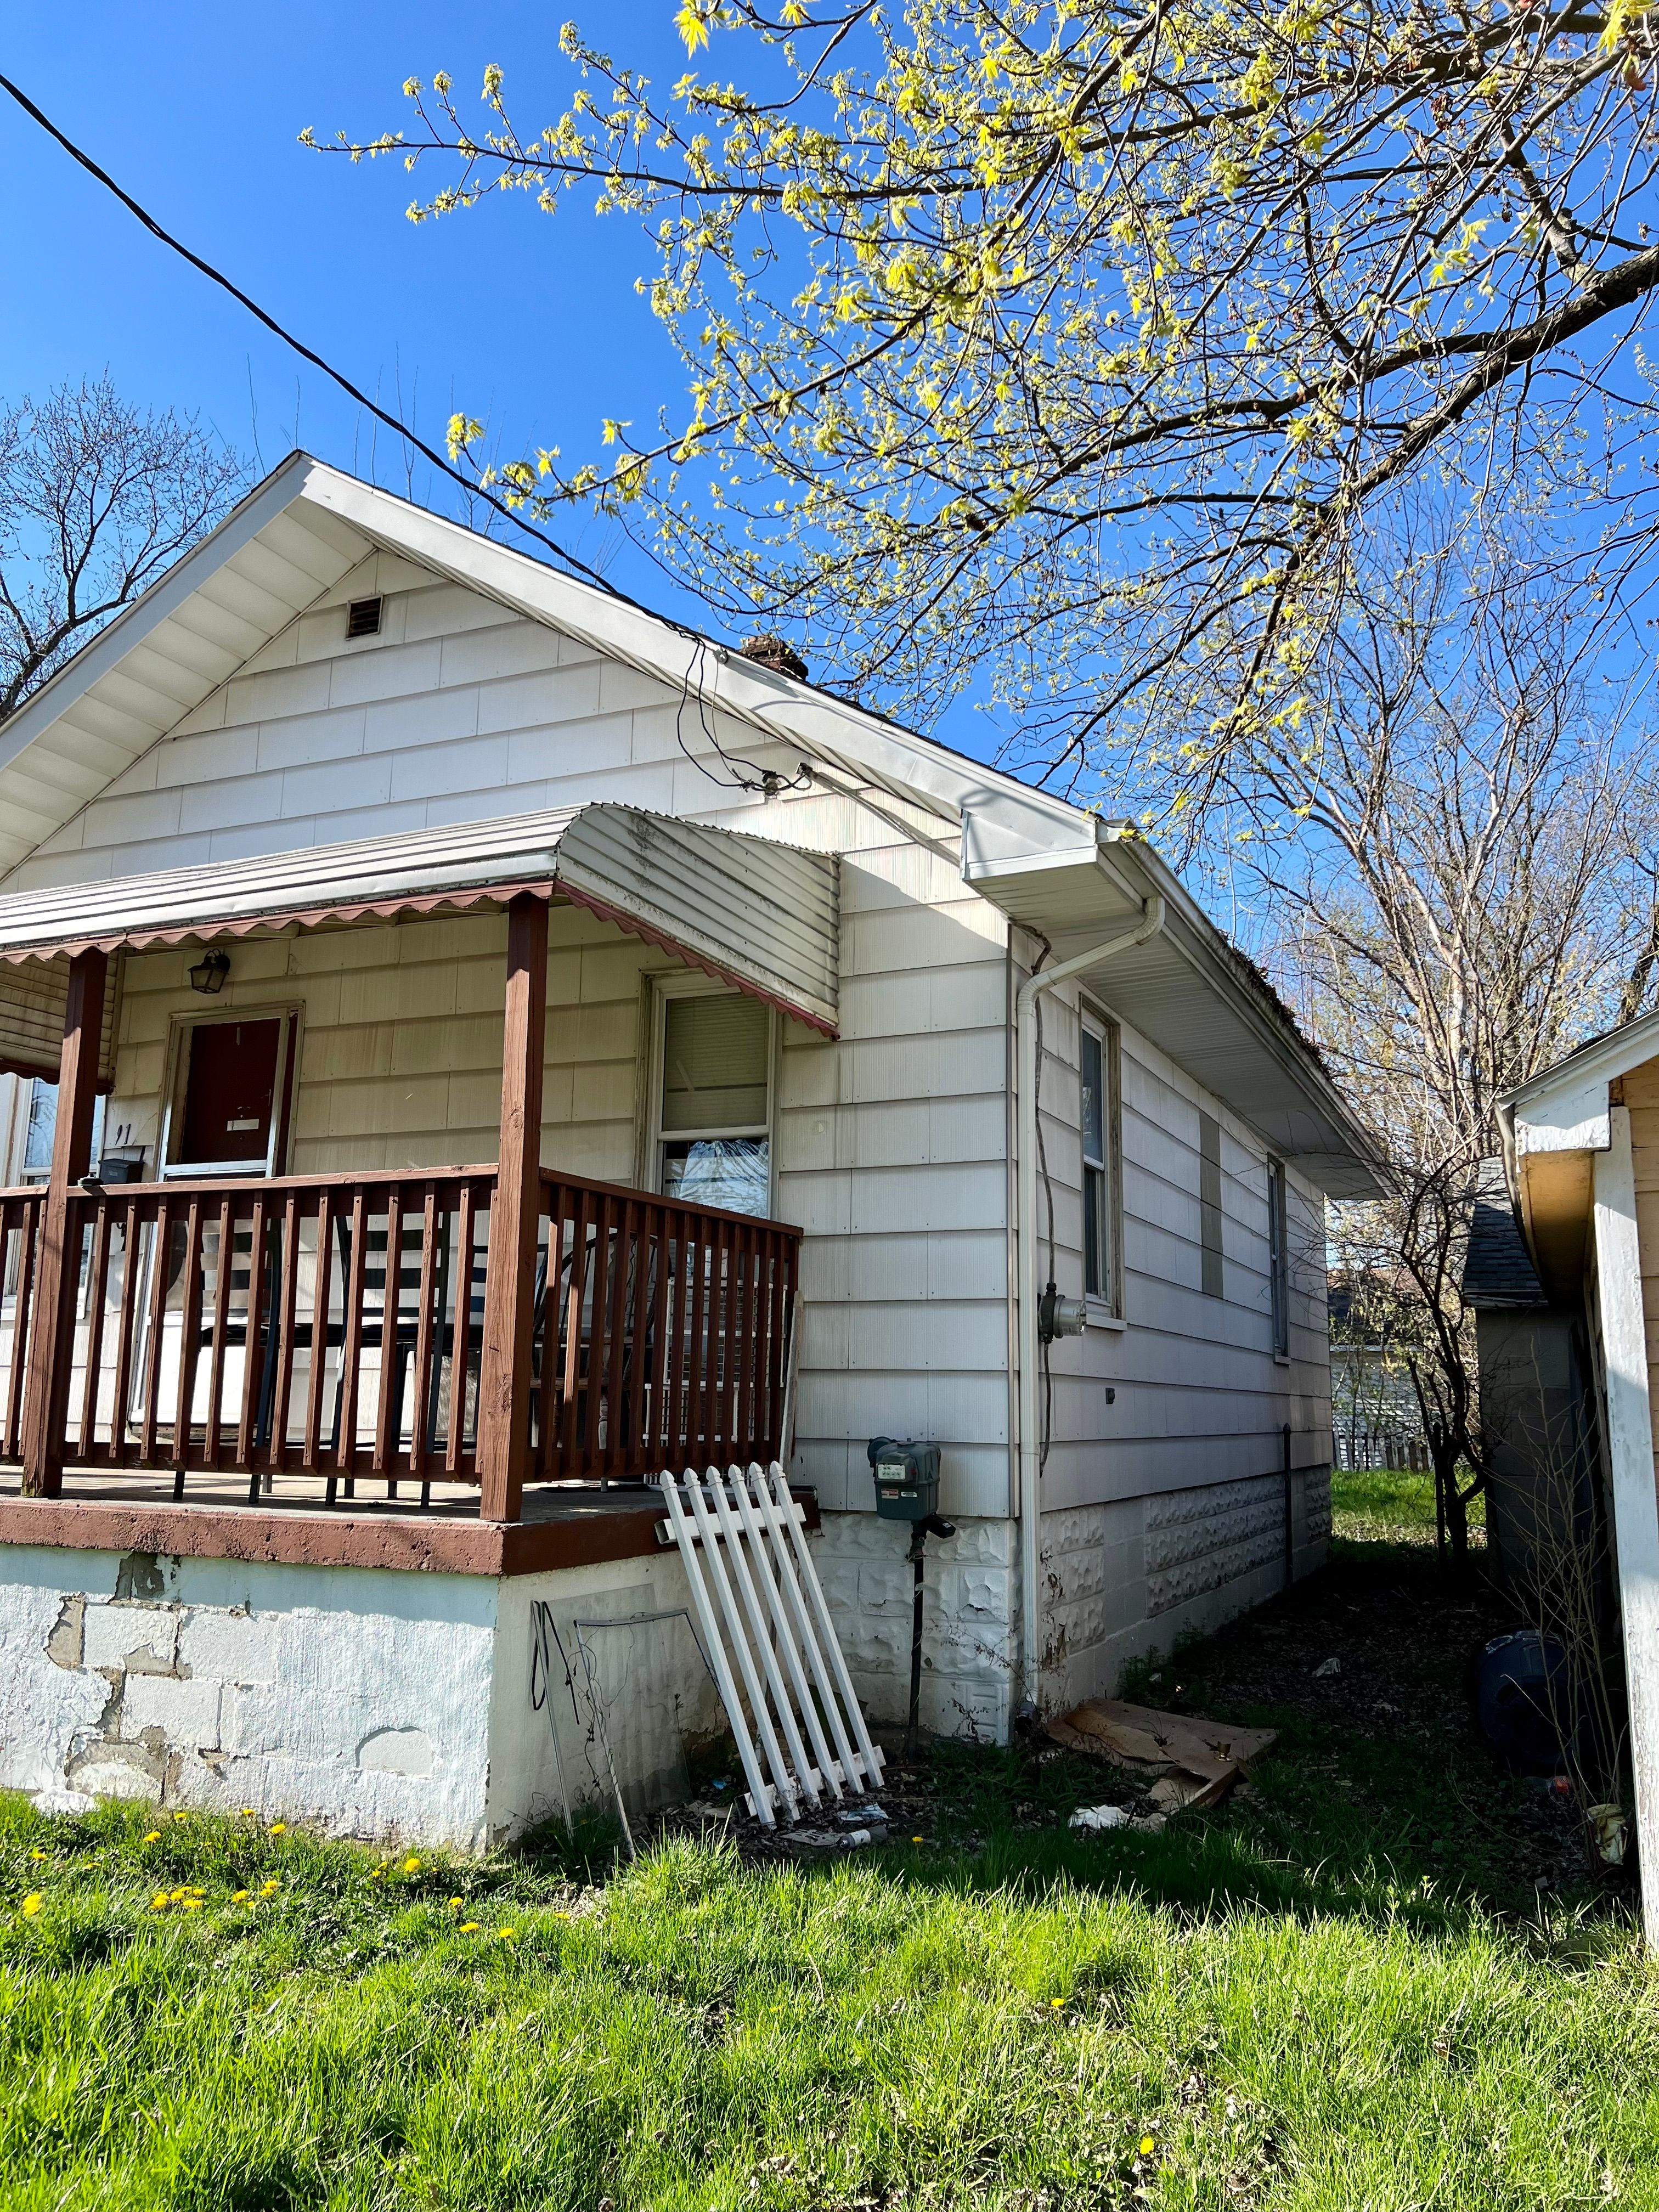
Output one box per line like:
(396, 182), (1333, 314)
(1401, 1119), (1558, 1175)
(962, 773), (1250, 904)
(665, 1207), (691, 1468)
(410, 1185), (439, 1486)
(374, 1188), (404, 1479)
(332, 1186), (369, 1487)
(72, 1203), (112, 1463)
(601, 1198), (630, 1482)
(735, 1224), (760, 1456)
(203, 1198), (233, 1466)
(172, 1198), (206, 1485)
(559, 1183), (590, 1476)
(138, 1200), (172, 1465)
(448, 1180), (477, 1477)
(107, 1199), (140, 1465)
(688, 1218), (710, 1469)
(647, 1199), (671, 1463)
(236, 1196), (269, 1468)
(627, 1198), (654, 1466)
(535, 1186), (560, 1483)
(267, 1192), (302, 1480)
(302, 1189), (334, 1470)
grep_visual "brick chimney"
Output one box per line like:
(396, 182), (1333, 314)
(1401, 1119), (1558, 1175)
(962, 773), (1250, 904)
(738, 633), (808, 682)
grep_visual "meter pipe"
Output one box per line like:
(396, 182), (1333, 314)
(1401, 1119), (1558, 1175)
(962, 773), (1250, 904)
(1015, 894), (1164, 1711)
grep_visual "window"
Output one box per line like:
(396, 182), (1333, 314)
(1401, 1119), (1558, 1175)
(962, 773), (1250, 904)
(653, 985), (774, 1216)
(1080, 1014), (1119, 1310)
(1198, 1110), (1224, 1298)
(18, 1077), (105, 1185)
(1268, 1158), (1290, 1357)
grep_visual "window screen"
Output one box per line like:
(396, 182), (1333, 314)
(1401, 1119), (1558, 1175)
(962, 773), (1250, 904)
(659, 991), (772, 1216)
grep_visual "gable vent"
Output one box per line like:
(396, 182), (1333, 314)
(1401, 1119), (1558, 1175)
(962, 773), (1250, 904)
(346, 596), (383, 639)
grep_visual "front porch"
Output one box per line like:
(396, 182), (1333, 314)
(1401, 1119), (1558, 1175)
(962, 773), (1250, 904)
(0, 803), (827, 1543)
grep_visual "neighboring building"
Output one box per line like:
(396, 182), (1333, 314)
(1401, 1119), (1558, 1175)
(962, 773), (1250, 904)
(1463, 1157), (1601, 1590)
(0, 455), (1377, 1844)
(1500, 1022), (1659, 1945)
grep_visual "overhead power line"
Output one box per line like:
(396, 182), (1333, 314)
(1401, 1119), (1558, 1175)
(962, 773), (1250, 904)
(0, 71), (617, 595)
(0, 72), (806, 793)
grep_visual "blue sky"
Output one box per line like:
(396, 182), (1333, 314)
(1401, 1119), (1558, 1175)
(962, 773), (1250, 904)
(2, 3), (936, 719)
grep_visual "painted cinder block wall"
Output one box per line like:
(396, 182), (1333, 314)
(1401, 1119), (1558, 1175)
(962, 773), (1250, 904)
(1, 1542), (724, 1846)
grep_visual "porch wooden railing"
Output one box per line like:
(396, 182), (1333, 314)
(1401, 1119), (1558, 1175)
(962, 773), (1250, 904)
(0, 1165), (799, 1509)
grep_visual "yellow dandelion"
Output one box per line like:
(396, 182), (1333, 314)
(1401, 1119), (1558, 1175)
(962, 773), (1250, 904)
(459, 1921), (482, 1933)
(259, 1880), (279, 1897)
(402, 1855), (421, 1873)
(495, 1927), (517, 1940)
(269, 1822), (286, 1836)
(550, 1910), (570, 1920)
(240, 1808), (257, 1818)
(142, 1830), (162, 1844)
(1051, 1997), (1065, 2010)
(20, 1893), (42, 1917)
(232, 1889), (251, 1903)
(448, 1894), (464, 1908)
(172, 1810), (188, 1822)
(29, 1848), (45, 1862)
(1139, 2135), (1156, 2158)
(912, 1835), (924, 1843)
(149, 1893), (171, 1910)
(180, 1898), (203, 1911)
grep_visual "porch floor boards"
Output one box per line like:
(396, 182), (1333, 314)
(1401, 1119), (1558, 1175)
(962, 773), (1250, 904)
(0, 1469), (820, 1579)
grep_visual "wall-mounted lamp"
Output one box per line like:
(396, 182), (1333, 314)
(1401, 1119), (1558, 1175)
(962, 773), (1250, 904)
(188, 949), (230, 996)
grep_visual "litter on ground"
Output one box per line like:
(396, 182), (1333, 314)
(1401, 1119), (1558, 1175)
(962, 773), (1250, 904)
(1045, 1698), (1277, 1816)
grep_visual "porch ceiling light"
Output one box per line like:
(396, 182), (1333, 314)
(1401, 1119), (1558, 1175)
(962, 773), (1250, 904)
(188, 947), (230, 996)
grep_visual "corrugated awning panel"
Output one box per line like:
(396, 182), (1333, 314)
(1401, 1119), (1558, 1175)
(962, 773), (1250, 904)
(0, 804), (839, 1039)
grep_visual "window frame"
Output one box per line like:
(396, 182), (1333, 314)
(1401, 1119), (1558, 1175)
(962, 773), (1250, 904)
(157, 1004), (302, 1182)
(1077, 998), (1124, 1321)
(645, 972), (778, 1219)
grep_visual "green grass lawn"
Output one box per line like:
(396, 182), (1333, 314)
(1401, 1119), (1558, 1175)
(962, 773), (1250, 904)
(3, 1478), (1655, 2210)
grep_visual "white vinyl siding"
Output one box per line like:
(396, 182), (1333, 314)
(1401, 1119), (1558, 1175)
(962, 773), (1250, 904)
(15, 549), (1329, 1531)
(1027, 974), (1331, 1514)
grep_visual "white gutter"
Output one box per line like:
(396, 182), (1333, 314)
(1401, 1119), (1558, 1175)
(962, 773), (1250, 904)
(1015, 894), (1165, 1711)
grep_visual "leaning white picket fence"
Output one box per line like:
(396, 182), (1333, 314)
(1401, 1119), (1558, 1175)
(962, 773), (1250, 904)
(656, 1463), (885, 1827)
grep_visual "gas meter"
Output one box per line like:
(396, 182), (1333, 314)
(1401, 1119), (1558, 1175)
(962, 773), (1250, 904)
(867, 1436), (943, 1525)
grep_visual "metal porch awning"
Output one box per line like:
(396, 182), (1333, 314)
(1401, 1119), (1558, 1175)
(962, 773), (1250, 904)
(0, 803), (840, 1079)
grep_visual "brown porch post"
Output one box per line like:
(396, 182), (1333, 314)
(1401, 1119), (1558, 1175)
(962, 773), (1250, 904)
(21, 946), (108, 1497)
(477, 893), (548, 1523)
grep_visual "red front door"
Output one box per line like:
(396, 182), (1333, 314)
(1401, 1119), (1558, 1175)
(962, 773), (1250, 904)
(178, 1018), (285, 1169)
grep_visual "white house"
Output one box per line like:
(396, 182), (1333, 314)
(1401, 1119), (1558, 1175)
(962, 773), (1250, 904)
(0, 455), (1376, 1844)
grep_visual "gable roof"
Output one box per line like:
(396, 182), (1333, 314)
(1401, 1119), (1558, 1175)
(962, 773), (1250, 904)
(0, 453), (1380, 1194)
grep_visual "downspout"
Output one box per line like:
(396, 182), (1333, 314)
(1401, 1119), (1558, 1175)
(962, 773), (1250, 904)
(1015, 894), (1164, 1714)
